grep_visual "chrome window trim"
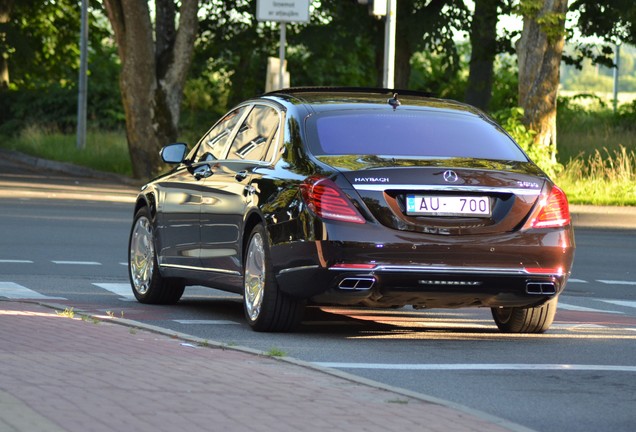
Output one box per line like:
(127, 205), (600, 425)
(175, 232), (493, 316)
(223, 101), (284, 166)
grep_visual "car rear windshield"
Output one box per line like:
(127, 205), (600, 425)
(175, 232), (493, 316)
(306, 110), (528, 162)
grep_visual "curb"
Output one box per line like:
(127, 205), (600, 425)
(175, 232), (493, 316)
(0, 148), (143, 187)
(33, 300), (536, 432)
(570, 204), (636, 230)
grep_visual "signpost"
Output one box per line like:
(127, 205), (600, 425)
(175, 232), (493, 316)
(257, 0), (310, 90)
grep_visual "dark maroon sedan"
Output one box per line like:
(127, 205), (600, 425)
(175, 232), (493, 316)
(128, 88), (575, 333)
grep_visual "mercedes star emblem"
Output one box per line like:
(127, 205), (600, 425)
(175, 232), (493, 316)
(443, 170), (459, 183)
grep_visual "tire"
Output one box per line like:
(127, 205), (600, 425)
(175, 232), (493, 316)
(491, 297), (558, 333)
(128, 207), (185, 305)
(243, 224), (304, 332)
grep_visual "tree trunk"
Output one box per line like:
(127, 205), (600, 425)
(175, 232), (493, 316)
(465, 0), (500, 111)
(0, 0), (13, 87)
(517, 0), (568, 162)
(103, 0), (199, 179)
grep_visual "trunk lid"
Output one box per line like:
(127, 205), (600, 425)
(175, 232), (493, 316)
(320, 156), (546, 235)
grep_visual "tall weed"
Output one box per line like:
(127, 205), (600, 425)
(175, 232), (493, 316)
(556, 147), (636, 205)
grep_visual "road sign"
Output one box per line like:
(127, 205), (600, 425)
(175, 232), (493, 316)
(257, 0), (310, 23)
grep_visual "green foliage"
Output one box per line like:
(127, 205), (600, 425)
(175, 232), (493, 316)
(409, 43), (469, 100)
(0, 1), (124, 134)
(179, 70), (232, 144)
(488, 54), (519, 112)
(493, 107), (562, 178)
(556, 147), (636, 205)
(556, 94), (636, 162)
(0, 126), (131, 176)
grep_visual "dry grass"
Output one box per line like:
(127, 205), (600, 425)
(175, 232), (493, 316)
(556, 147), (636, 205)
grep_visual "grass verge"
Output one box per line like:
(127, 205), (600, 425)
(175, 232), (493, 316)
(0, 126), (132, 177)
(555, 147), (636, 206)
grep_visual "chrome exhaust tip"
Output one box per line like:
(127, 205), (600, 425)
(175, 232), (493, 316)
(339, 277), (376, 290)
(526, 282), (556, 295)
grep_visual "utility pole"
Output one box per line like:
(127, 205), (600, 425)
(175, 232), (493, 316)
(383, 0), (396, 89)
(279, 22), (286, 90)
(356, 0), (396, 89)
(76, 0), (88, 150)
(613, 43), (621, 114)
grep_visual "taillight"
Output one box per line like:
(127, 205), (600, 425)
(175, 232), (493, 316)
(530, 185), (571, 229)
(300, 176), (365, 224)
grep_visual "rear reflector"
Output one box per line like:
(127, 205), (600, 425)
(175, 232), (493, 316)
(524, 267), (564, 276)
(330, 263), (377, 270)
(530, 185), (571, 229)
(300, 176), (365, 224)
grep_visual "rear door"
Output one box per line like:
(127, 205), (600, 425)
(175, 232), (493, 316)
(155, 105), (248, 269)
(199, 103), (282, 275)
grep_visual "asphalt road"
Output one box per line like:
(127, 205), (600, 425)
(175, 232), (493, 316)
(1, 159), (636, 432)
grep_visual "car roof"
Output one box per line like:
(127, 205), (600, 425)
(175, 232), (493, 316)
(261, 87), (484, 117)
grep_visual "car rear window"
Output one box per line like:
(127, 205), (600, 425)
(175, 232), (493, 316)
(307, 110), (528, 162)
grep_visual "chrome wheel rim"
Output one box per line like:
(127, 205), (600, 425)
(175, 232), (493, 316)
(244, 232), (265, 322)
(130, 216), (154, 295)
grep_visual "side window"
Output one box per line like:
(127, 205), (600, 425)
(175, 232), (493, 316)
(226, 105), (280, 162)
(195, 106), (249, 162)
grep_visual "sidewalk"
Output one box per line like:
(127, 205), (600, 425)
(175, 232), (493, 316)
(0, 300), (530, 432)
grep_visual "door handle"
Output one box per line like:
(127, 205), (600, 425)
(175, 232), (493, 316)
(244, 184), (257, 196)
(193, 165), (212, 180)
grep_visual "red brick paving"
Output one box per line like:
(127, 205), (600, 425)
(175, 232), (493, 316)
(0, 300), (523, 432)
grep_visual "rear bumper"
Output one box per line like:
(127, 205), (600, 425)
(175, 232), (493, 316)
(276, 263), (567, 308)
(270, 221), (575, 309)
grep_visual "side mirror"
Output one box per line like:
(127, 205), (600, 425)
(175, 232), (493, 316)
(160, 143), (188, 164)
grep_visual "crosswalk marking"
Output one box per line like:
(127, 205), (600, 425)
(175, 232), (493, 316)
(0, 282), (66, 300)
(598, 280), (636, 286)
(601, 300), (636, 309)
(92, 283), (134, 299)
(558, 302), (624, 314)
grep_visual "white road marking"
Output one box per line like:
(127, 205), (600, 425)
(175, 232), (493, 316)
(52, 261), (101, 265)
(313, 363), (636, 372)
(568, 278), (588, 283)
(92, 283), (134, 299)
(597, 280), (636, 286)
(0, 260), (34, 264)
(550, 323), (608, 330)
(174, 320), (240, 325)
(601, 300), (636, 309)
(558, 302), (624, 314)
(0, 282), (66, 300)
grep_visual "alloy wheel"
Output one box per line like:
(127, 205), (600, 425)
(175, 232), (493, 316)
(129, 216), (154, 295)
(244, 232), (266, 321)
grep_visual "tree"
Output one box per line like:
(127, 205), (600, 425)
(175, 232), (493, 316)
(102, 0), (199, 179)
(465, 0), (502, 110)
(517, 0), (568, 163)
(0, 0), (13, 87)
(196, 1), (279, 107)
(394, 0), (470, 89)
